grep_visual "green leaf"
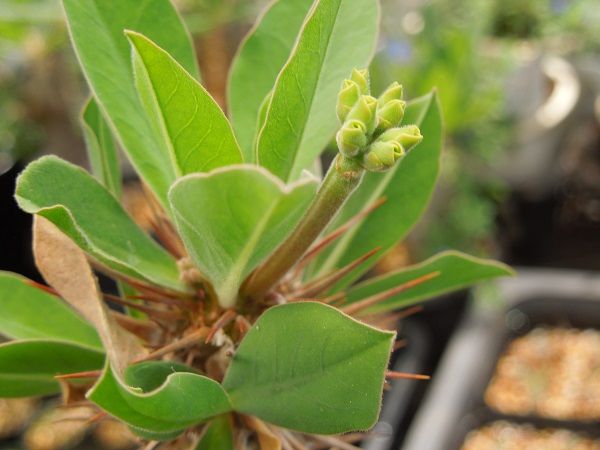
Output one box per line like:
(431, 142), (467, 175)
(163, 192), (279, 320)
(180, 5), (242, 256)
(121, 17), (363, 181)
(16, 156), (184, 292)
(127, 31), (243, 174)
(62, 0), (199, 207)
(124, 361), (198, 392)
(256, 0), (380, 181)
(310, 92), (443, 288)
(227, 0), (316, 160)
(346, 251), (515, 313)
(195, 415), (234, 450)
(223, 302), (395, 434)
(81, 97), (122, 198)
(0, 340), (105, 398)
(169, 165), (318, 307)
(0, 272), (102, 351)
(88, 363), (231, 437)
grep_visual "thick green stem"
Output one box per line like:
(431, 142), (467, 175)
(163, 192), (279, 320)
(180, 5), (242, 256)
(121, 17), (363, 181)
(242, 154), (364, 300)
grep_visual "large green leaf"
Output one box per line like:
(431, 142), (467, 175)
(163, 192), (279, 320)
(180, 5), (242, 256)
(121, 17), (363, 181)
(88, 362), (231, 438)
(196, 415), (234, 450)
(227, 0), (316, 160)
(81, 97), (121, 198)
(0, 272), (101, 350)
(310, 92), (442, 288)
(256, 0), (380, 181)
(346, 251), (515, 313)
(16, 156), (184, 292)
(0, 340), (105, 398)
(127, 32), (243, 173)
(62, 0), (199, 207)
(223, 302), (395, 434)
(169, 165), (318, 307)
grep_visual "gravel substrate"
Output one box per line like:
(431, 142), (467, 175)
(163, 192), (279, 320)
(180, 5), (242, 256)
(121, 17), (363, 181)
(485, 327), (600, 420)
(461, 421), (600, 450)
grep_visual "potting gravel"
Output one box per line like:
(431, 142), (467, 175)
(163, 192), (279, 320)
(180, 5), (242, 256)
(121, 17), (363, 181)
(485, 327), (600, 420)
(461, 421), (600, 450)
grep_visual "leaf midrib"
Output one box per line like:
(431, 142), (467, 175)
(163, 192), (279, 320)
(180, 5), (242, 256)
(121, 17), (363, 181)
(258, 0), (343, 181)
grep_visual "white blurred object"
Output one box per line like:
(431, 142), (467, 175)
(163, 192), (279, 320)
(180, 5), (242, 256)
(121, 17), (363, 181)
(501, 55), (584, 197)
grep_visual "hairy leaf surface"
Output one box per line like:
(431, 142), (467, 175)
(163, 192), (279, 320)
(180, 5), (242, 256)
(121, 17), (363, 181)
(128, 32), (242, 173)
(62, 0), (199, 206)
(169, 165), (317, 306)
(16, 156), (184, 292)
(223, 302), (394, 434)
(228, 0), (315, 160)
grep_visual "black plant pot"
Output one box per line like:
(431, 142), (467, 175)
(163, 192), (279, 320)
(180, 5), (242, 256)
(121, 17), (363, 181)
(363, 292), (469, 450)
(0, 163), (38, 280)
(400, 269), (600, 450)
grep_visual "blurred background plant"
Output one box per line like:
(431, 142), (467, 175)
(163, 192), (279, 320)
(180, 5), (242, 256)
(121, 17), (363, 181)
(370, 0), (600, 267)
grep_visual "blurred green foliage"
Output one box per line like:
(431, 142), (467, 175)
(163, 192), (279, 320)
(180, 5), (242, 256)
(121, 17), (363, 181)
(371, 0), (599, 259)
(371, 0), (513, 258)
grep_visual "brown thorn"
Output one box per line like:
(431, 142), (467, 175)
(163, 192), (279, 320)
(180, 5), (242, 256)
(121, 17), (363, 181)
(141, 441), (160, 450)
(55, 370), (101, 380)
(311, 435), (361, 450)
(205, 309), (237, 344)
(278, 429), (308, 450)
(394, 339), (408, 351)
(103, 293), (183, 321)
(148, 217), (185, 259)
(85, 411), (107, 425)
(25, 279), (58, 296)
(141, 183), (187, 260)
(272, 428), (293, 450)
(396, 305), (424, 320)
(235, 315), (252, 341)
(386, 370), (430, 381)
(341, 271), (441, 316)
(111, 311), (162, 343)
(294, 197), (387, 274)
(127, 294), (191, 308)
(133, 327), (209, 363)
(56, 401), (93, 409)
(90, 260), (191, 299)
(292, 247), (381, 299)
(320, 291), (346, 305)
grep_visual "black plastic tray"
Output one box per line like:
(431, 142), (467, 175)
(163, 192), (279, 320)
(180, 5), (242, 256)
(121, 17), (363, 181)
(401, 269), (600, 450)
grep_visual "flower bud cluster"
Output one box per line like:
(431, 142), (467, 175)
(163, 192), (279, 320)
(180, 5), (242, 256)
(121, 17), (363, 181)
(335, 69), (422, 172)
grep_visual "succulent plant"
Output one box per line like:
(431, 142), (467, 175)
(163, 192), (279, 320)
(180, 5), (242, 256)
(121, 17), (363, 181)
(0, 0), (513, 448)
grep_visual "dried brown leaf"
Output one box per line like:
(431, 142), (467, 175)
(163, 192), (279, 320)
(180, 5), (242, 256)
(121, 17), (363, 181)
(33, 216), (146, 373)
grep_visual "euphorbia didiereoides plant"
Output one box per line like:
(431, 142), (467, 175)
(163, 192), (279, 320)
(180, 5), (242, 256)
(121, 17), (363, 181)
(0, 0), (513, 448)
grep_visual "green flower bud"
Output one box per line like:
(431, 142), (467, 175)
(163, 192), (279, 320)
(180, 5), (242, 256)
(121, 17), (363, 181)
(379, 125), (423, 152)
(336, 119), (368, 157)
(336, 79), (361, 122)
(361, 140), (404, 172)
(377, 81), (403, 107)
(350, 68), (370, 95)
(347, 95), (378, 135)
(375, 99), (406, 134)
